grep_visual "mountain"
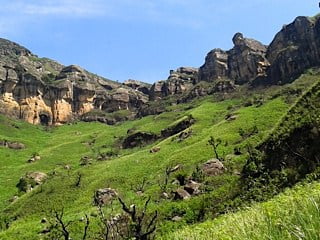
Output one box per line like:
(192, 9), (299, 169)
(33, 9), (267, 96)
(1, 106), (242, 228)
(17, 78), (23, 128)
(0, 15), (320, 240)
(1, 15), (320, 126)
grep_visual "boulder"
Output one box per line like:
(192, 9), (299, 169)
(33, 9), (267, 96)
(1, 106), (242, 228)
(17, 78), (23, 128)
(201, 159), (225, 176)
(94, 188), (118, 206)
(16, 172), (47, 192)
(174, 188), (191, 200)
(172, 216), (183, 222)
(184, 180), (201, 195)
(150, 146), (161, 153)
(28, 154), (41, 163)
(161, 115), (195, 138)
(7, 142), (25, 150)
(122, 131), (158, 149)
(80, 156), (93, 166)
(176, 129), (192, 142)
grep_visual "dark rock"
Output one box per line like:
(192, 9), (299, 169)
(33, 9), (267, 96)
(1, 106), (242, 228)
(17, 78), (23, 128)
(226, 114), (237, 121)
(28, 154), (41, 163)
(201, 159), (225, 176)
(199, 49), (229, 82)
(16, 172), (47, 192)
(161, 115), (195, 138)
(167, 67), (198, 93)
(228, 33), (269, 84)
(0, 38), (31, 57)
(149, 67), (198, 101)
(150, 146), (161, 153)
(264, 16), (320, 85)
(123, 79), (151, 95)
(7, 142), (25, 150)
(174, 188), (191, 200)
(149, 81), (169, 101)
(80, 156), (93, 166)
(136, 102), (166, 117)
(40, 218), (47, 224)
(122, 131), (158, 149)
(176, 129), (192, 142)
(178, 82), (214, 103)
(184, 180), (201, 195)
(94, 188), (118, 206)
(213, 79), (236, 93)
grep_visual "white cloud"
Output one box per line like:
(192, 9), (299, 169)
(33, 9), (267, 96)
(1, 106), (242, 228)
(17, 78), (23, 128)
(1, 0), (106, 18)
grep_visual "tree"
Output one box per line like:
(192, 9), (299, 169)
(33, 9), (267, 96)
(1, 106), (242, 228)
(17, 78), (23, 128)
(45, 208), (90, 240)
(208, 136), (222, 160)
(118, 197), (158, 240)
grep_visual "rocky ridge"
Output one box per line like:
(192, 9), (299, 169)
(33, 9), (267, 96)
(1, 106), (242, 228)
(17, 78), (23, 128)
(0, 38), (148, 125)
(1, 15), (320, 125)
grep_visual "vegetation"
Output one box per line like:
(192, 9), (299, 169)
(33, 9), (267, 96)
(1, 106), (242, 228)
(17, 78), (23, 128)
(161, 182), (320, 240)
(0, 70), (319, 239)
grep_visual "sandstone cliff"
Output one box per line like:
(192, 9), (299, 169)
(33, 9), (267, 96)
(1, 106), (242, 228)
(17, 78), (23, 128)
(0, 39), (148, 125)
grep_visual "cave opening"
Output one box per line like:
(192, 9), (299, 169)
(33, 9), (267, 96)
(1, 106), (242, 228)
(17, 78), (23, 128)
(39, 114), (50, 126)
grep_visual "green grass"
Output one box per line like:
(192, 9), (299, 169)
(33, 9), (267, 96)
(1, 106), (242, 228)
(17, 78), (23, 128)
(161, 181), (320, 240)
(0, 71), (318, 239)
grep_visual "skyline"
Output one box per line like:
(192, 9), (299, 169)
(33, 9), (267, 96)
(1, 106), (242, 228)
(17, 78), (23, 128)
(0, 0), (318, 83)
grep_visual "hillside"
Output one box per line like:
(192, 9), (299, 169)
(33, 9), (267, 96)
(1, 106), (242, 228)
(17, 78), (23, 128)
(0, 14), (320, 240)
(164, 76), (320, 239)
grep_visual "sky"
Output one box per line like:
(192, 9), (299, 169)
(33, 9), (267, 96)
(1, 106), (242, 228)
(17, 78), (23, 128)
(0, 0), (318, 83)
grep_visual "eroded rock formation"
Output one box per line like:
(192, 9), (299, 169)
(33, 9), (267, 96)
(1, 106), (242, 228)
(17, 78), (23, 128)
(0, 39), (148, 125)
(265, 16), (320, 84)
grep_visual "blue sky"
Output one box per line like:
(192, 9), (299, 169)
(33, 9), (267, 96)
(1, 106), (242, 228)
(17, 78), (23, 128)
(0, 0), (318, 83)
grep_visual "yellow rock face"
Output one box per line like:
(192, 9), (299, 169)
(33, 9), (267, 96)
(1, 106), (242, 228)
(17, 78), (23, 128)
(0, 91), (95, 125)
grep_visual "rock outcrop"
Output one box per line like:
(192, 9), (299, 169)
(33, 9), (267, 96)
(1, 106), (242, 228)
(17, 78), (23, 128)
(149, 67), (198, 100)
(16, 172), (47, 192)
(93, 188), (118, 206)
(123, 79), (151, 95)
(264, 16), (320, 85)
(199, 33), (269, 85)
(198, 49), (229, 82)
(199, 15), (320, 87)
(201, 159), (225, 176)
(0, 40), (148, 125)
(228, 33), (269, 84)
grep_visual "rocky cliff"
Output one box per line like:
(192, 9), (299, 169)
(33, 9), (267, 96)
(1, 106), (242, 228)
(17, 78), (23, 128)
(199, 15), (320, 87)
(1, 15), (320, 125)
(0, 39), (148, 125)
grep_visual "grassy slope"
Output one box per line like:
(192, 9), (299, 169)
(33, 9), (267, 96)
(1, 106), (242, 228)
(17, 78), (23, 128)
(161, 181), (320, 240)
(164, 72), (320, 240)
(0, 72), (318, 239)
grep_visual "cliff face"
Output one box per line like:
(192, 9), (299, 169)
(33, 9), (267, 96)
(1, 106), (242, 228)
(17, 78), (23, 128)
(0, 39), (148, 125)
(199, 15), (320, 87)
(149, 67), (198, 101)
(265, 16), (320, 84)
